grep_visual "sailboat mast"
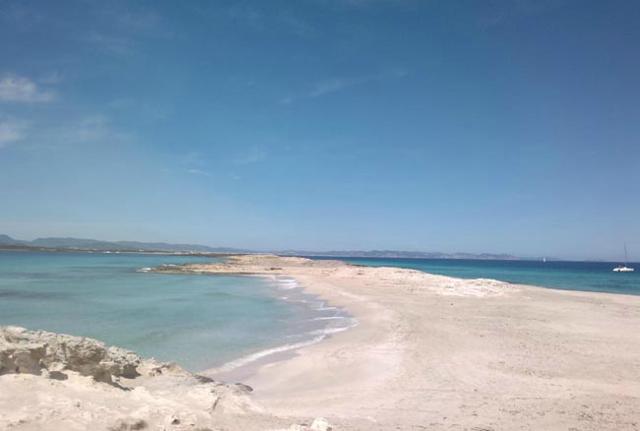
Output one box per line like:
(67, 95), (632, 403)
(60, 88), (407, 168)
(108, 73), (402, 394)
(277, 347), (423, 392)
(624, 243), (628, 264)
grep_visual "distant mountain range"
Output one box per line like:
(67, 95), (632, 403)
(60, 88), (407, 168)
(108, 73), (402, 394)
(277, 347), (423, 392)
(0, 234), (248, 254)
(278, 249), (520, 260)
(0, 234), (522, 260)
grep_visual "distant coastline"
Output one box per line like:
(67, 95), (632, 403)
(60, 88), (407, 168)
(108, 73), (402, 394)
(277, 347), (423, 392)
(0, 243), (236, 257)
(281, 250), (523, 260)
(0, 233), (529, 261)
(0, 234), (247, 254)
(2, 254), (640, 430)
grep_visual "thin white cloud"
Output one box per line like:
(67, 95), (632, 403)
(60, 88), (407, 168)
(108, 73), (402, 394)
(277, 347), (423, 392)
(51, 115), (133, 148)
(225, 5), (314, 36)
(85, 5), (172, 56)
(182, 151), (206, 167)
(0, 118), (28, 148)
(477, 0), (568, 29)
(0, 74), (55, 103)
(108, 97), (171, 121)
(0, 112), (134, 154)
(181, 152), (212, 177)
(234, 145), (267, 165)
(64, 115), (112, 142)
(309, 78), (355, 98)
(38, 71), (63, 85)
(116, 9), (163, 33)
(282, 69), (409, 104)
(0, 2), (44, 28)
(187, 168), (212, 177)
(88, 32), (134, 56)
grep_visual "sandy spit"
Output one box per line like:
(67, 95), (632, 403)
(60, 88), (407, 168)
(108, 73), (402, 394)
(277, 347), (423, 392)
(171, 255), (640, 430)
(3, 254), (640, 431)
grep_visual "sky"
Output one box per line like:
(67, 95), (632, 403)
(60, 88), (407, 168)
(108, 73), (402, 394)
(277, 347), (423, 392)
(1, 0), (639, 260)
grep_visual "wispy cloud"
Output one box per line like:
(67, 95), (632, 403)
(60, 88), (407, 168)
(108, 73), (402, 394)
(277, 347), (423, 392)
(5, 113), (135, 154)
(309, 77), (364, 98)
(234, 145), (267, 165)
(0, 74), (55, 103)
(0, 2), (44, 29)
(310, 0), (409, 11)
(187, 168), (211, 177)
(0, 118), (28, 148)
(85, 4), (172, 56)
(64, 115), (112, 143)
(53, 115), (133, 147)
(477, 0), (569, 29)
(281, 69), (408, 104)
(108, 97), (172, 122)
(223, 4), (315, 37)
(116, 9), (164, 34)
(38, 71), (63, 85)
(181, 152), (212, 177)
(88, 32), (135, 56)
(182, 151), (207, 167)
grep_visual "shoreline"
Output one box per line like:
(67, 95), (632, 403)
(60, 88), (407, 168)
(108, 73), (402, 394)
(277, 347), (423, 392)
(204, 273), (358, 383)
(156, 254), (640, 429)
(158, 256), (640, 383)
(3, 254), (640, 430)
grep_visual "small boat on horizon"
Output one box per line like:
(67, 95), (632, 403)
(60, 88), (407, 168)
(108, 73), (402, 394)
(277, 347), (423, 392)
(613, 265), (635, 272)
(613, 244), (634, 272)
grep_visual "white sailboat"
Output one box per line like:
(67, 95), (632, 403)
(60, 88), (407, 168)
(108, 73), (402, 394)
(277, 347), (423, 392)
(613, 244), (634, 272)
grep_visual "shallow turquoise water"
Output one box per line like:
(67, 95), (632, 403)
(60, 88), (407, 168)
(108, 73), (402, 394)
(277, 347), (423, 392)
(0, 251), (344, 371)
(313, 257), (640, 295)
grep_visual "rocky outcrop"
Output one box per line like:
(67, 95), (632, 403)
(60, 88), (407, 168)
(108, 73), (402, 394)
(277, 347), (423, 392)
(0, 326), (142, 384)
(0, 326), (318, 430)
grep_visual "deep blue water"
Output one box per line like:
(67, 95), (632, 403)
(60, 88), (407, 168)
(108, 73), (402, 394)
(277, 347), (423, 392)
(0, 251), (346, 371)
(312, 257), (640, 295)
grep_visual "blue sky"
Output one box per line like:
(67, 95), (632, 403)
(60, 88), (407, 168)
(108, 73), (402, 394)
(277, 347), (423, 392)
(1, 0), (639, 260)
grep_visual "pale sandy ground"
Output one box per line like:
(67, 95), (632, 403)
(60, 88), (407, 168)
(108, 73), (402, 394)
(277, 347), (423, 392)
(190, 255), (640, 430)
(2, 255), (640, 430)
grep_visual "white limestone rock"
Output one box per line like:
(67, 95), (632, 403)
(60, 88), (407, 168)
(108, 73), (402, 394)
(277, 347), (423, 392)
(0, 326), (141, 384)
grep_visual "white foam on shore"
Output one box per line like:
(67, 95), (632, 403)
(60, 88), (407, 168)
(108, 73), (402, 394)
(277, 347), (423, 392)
(316, 306), (338, 311)
(209, 335), (326, 374)
(307, 318), (359, 336)
(275, 278), (300, 290)
(210, 314), (358, 375)
(283, 298), (315, 304)
(206, 273), (358, 376)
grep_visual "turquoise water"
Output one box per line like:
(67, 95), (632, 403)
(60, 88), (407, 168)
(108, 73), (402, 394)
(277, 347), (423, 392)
(6, 251), (633, 374)
(0, 251), (349, 371)
(313, 257), (640, 295)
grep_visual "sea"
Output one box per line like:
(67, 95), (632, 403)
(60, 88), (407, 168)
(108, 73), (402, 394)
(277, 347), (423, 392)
(1, 251), (638, 373)
(0, 251), (353, 372)
(315, 257), (640, 296)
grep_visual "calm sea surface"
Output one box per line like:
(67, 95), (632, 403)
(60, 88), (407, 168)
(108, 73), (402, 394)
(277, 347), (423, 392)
(0, 251), (351, 371)
(314, 257), (640, 296)
(3, 251), (636, 372)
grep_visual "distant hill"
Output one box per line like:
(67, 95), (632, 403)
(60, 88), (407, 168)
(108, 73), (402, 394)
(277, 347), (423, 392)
(279, 249), (521, 260)
(0, 235), (247, 254)
(0, 234), (24, 246)
(0, 234), (524, 260)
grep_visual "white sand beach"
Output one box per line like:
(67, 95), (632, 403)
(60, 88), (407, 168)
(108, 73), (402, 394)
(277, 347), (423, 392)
(2, 255), (640, 430)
